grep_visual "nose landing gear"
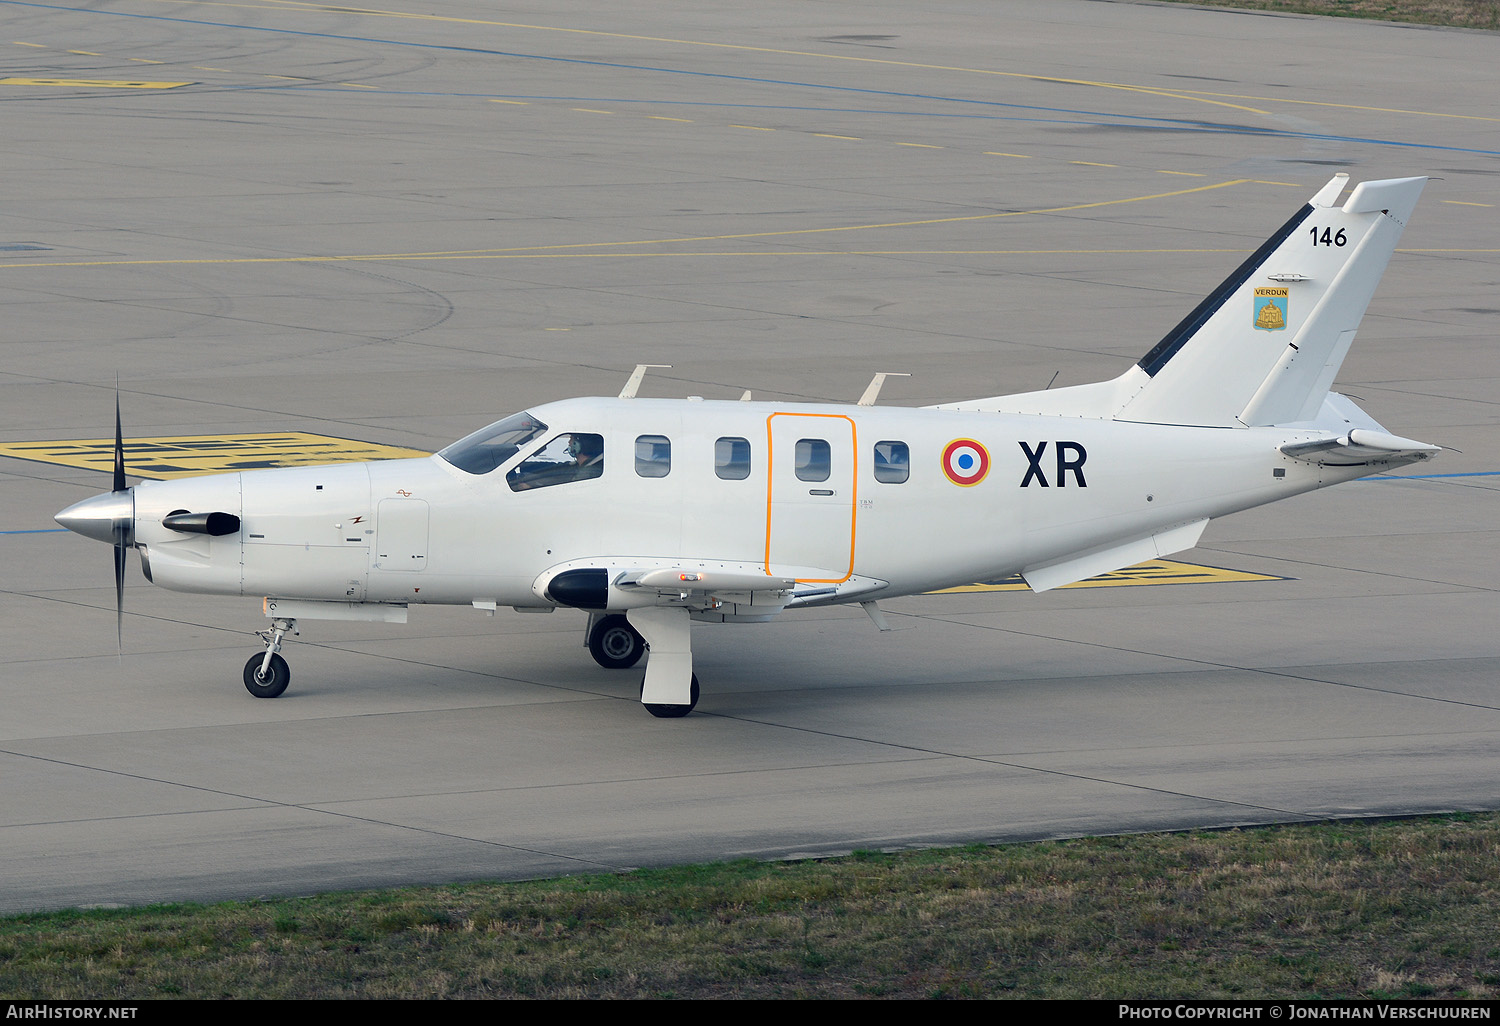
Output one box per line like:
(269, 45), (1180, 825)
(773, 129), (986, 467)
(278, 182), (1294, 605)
(244, 617), (297, 698)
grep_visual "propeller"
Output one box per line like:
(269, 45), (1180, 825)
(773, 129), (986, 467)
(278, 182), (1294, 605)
(52, 389), (139, 655)
(111, 390), (129, 654)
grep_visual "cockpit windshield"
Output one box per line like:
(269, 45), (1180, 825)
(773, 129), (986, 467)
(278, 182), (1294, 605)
(437, 412), (549, 475)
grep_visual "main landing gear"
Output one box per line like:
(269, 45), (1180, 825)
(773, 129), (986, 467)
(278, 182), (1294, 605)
(588, 609), (701, 716)
(641, 673), (700, 719)
(624, 607), (699, 718)
(586, 613), (646, 670)
(244, 616), (297, 698)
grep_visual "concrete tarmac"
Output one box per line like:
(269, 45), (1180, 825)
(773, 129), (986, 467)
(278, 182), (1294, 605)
(1, 0), (1496, 912)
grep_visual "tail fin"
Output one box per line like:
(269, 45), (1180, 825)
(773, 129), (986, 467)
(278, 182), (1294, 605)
(1116, 174), (1426, 427)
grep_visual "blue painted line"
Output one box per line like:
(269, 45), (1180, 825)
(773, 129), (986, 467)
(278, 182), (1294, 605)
(202, 87), (1500, 157)
(11, 1), (1500, 157)
(1364, 471), (1499, 480)
(1, 528), (67, 534)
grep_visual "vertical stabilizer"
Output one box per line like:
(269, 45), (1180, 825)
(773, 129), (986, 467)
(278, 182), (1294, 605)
(1112, 175), (1425, 428)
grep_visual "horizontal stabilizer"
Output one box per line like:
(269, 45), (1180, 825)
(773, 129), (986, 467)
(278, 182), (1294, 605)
(1022, 518), (1208, 593)
(1279, 429), (1440, 467)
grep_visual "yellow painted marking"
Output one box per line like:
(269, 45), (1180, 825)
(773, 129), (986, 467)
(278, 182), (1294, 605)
(1441, 200), (1493, 208)
(0, 248), (1301, 268)
(215, 0), (1274, 115)
(0, 77), (190, 89)
(1071, 161), (1117, 167)
(86, 3), (1500, 123)
(984, 152), (1033, 158)
(192, 66), (232, 72)
(543, 327), (571, 331)
(896, 142), (943, 149)
(265, 75), (304, 81)
(812, 133), (861, 140)
(1127, 86), (1500, 124)
(488, 98), (528, 105)
(648, 115), (692, 122)
(128, 58), (167, 65)
(68, 49), (101, 56)
(572, 107), (611, 114)
(929, 559), (1285, 593)
(0, 180), (1259, 270)
(0, 433), (430, 480)
(1157, 170), (1205, 177)
(13, 42), (47, 48)
(340, 82), (378, 89)
(729, 124), (773, 131)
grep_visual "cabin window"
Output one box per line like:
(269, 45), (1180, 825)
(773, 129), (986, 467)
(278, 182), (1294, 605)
(794, 438), (830, 482)
(438, 411), (549, 475)
(506, 432), (604, 491)
(635, 435), (671, 478)
(873, 440), (909, 484)
(715, 436), (751, 480)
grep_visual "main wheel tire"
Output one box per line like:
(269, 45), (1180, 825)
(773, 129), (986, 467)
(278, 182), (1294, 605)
(243, 653), (290, 699)
(589, 614), (646, 670)
(642, 673), (700, 718)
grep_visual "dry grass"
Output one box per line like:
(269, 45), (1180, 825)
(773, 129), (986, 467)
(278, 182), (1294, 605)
(1151, 0), (1500, 29)
(3, 815), (1498, 999)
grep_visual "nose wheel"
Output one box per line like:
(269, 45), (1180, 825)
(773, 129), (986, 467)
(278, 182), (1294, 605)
(243, 652), (290, 698)
(245, 617), (297, 698)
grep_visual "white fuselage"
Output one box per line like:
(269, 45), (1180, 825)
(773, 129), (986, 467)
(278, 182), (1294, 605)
(128, 396), (1362, 611)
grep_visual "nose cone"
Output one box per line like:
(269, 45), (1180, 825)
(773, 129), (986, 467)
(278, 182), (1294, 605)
(55, 490), (134, 545)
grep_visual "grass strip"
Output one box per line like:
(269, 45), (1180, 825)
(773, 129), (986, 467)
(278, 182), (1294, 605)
(2, 814), (1498, 999)
(1149, 0), (1500, 30)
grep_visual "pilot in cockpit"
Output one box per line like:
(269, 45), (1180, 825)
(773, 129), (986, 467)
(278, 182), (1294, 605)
(508, 432), (604, 490)
(566, 434), (604, 480)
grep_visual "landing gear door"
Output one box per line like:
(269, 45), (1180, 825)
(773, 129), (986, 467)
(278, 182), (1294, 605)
(764, 412), (856, 583)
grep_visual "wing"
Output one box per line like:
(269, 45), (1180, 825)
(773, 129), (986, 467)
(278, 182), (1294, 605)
(536, 559), (797, 620)
(535, 558), (891, 619)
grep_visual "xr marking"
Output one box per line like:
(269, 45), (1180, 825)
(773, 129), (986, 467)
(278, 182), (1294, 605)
(1019, 441), (1087, 487)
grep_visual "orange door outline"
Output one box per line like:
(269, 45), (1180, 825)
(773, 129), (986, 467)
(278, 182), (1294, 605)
(763, 412), (857, 583)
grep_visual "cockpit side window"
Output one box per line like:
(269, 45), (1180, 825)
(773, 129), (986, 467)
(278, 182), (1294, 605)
(438, 412), (549, 475)
(507, 433), (604, 491)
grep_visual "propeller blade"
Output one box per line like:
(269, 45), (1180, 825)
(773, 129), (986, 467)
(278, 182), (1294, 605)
(113, 390), (126, 494)
(114, 519), (126, 655)
(112, 387), (128, 654)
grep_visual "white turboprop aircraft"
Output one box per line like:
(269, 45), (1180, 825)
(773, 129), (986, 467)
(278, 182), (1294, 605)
(58, 174), (1441, 716)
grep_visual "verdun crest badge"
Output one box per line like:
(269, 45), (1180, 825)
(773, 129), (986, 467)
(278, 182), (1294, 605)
(1253, 286), (1289, 331)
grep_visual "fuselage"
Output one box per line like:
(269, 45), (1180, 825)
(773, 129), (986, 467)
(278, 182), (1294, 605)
(125, 396), (1365, 611)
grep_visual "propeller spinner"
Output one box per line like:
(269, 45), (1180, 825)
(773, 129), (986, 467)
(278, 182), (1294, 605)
(53, 393), (135, 652)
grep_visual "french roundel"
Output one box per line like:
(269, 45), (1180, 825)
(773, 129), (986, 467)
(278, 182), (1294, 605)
(941, 438), (990, 487)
